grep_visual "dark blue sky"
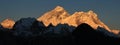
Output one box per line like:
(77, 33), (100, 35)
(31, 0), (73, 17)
(0, 0), (120, 29)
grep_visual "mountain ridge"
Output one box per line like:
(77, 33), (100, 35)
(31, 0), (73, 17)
(0, 6), (120, 45)
(0, 6), (119, 35)
(37, 6), (111, 32)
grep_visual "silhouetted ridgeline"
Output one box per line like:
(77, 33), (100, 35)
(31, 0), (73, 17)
(0, 18), (120, 45)
(72, 23), (120, 45)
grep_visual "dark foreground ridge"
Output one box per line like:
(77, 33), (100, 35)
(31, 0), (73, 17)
(0, 18), (120, 45)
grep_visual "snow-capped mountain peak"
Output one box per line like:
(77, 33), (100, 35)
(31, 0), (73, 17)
(37, 6), (70, 26)
(37, 6), (111, 32)
(54, 6), (64, 12)
(0, 18), (15, 29)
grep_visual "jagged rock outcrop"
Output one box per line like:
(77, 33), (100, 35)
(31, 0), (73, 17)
(0, 18), (15, 29)
(37, 6), (111, 31)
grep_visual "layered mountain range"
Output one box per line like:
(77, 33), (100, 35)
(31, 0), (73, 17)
(0, 6), (120, 45)
(0, 6), (119, 35)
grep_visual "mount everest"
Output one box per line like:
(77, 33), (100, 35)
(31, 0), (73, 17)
(0, 6), (120, 45)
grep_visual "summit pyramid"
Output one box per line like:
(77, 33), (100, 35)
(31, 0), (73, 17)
(37, 6), (70, 26)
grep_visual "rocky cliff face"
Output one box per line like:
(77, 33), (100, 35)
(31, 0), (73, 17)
(0, 18), (15, 29)
(37, 6), (111, 31)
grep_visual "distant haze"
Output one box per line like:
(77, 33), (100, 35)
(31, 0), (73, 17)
(0, 0), (120, 29)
